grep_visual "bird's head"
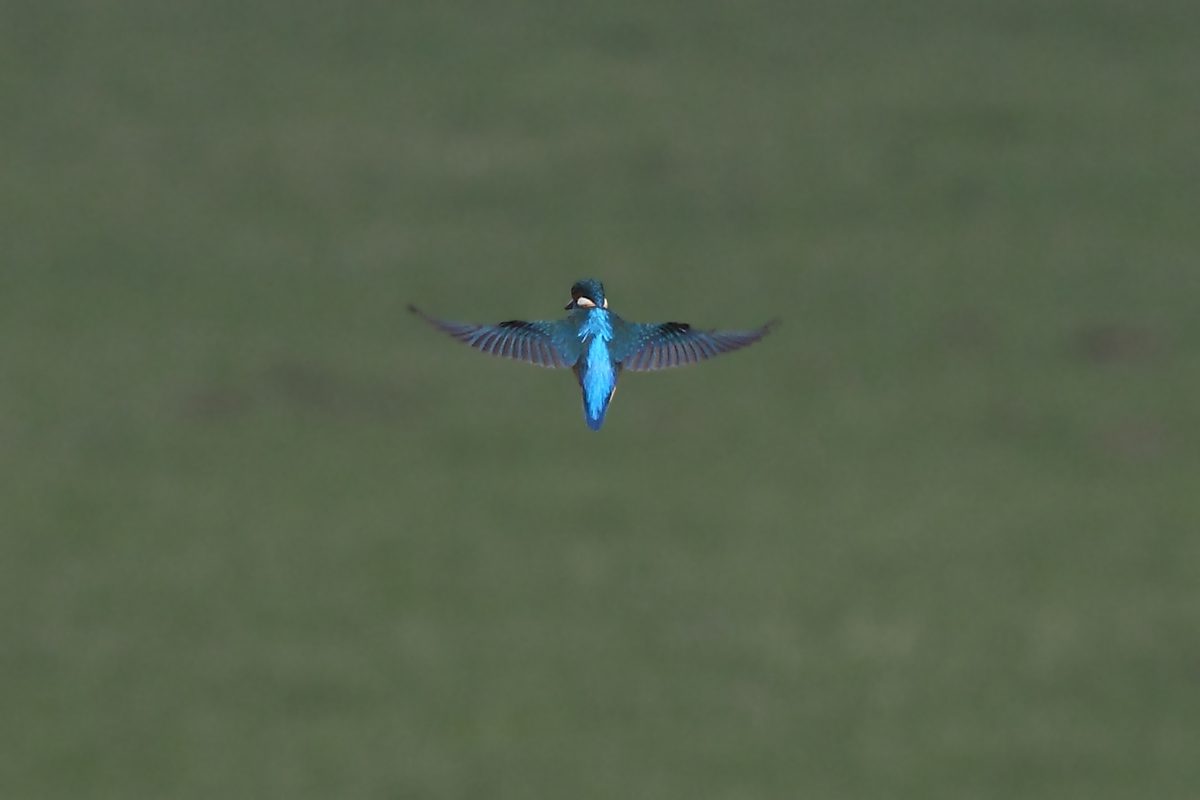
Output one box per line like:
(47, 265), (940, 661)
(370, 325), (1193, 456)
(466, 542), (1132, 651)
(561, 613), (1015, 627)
(565, 278), (608, 310)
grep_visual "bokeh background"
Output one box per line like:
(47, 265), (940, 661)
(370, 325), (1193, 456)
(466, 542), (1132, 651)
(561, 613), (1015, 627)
(4, 1), (1199, 797)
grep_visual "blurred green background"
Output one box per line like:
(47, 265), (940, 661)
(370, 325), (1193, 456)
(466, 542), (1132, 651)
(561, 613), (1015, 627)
(4, 1), (1199, 797)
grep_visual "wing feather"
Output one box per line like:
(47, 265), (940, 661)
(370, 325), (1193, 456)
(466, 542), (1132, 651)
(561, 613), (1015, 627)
(614, 320), (776, 371)
(409, 305), (578, 368)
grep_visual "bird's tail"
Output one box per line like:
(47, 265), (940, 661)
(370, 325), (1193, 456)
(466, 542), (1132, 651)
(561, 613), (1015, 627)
(585, 406), (607, 431)
(580, 373), (617, 431)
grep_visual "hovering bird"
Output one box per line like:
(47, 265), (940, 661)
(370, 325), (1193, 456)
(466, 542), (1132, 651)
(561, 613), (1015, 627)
(410, 278), (775, 431)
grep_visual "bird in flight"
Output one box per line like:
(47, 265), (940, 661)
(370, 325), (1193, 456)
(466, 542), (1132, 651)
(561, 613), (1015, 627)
(410, 278), (775, 430)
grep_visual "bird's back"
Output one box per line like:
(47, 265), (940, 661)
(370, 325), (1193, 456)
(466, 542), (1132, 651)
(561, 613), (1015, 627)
(575, 309), (618, 430)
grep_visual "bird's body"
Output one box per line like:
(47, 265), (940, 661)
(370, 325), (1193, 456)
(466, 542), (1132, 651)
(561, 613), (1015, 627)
(574, 305), (618, 430)
(410, 279), (774, 430)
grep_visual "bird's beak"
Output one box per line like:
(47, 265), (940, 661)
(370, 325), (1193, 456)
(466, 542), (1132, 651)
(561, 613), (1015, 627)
(564, 300), (575, 310)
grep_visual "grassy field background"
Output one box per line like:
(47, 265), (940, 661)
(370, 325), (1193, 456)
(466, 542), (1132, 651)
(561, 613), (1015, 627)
(4, 1), (1199, 796)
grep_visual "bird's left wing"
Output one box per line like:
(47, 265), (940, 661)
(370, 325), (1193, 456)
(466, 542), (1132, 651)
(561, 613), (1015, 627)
(612, 319), (776, 371)
(409, 305), (581, 368)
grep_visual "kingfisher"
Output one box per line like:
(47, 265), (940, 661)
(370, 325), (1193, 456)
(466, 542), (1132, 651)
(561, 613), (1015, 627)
(410, 278), (775, 431)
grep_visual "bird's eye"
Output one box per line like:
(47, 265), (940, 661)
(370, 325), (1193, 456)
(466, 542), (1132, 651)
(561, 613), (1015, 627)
(575, 297), (597, 308)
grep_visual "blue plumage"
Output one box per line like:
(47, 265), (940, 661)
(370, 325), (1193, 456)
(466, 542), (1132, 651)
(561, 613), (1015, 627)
(410, 279), (774, 430)
(576, 307), (616, 430)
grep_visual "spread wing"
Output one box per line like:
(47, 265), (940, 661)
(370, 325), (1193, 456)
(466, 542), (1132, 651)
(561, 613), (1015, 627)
(614, 320), (775, 371)
(409, 305), (580, 368)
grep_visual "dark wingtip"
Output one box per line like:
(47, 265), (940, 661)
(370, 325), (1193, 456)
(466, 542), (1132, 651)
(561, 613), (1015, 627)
(409, 304), (441, 331)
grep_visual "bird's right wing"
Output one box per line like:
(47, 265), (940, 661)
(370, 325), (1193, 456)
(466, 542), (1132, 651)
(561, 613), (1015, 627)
(614, 320), (776, 371)
(409, 305), (581, 368)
